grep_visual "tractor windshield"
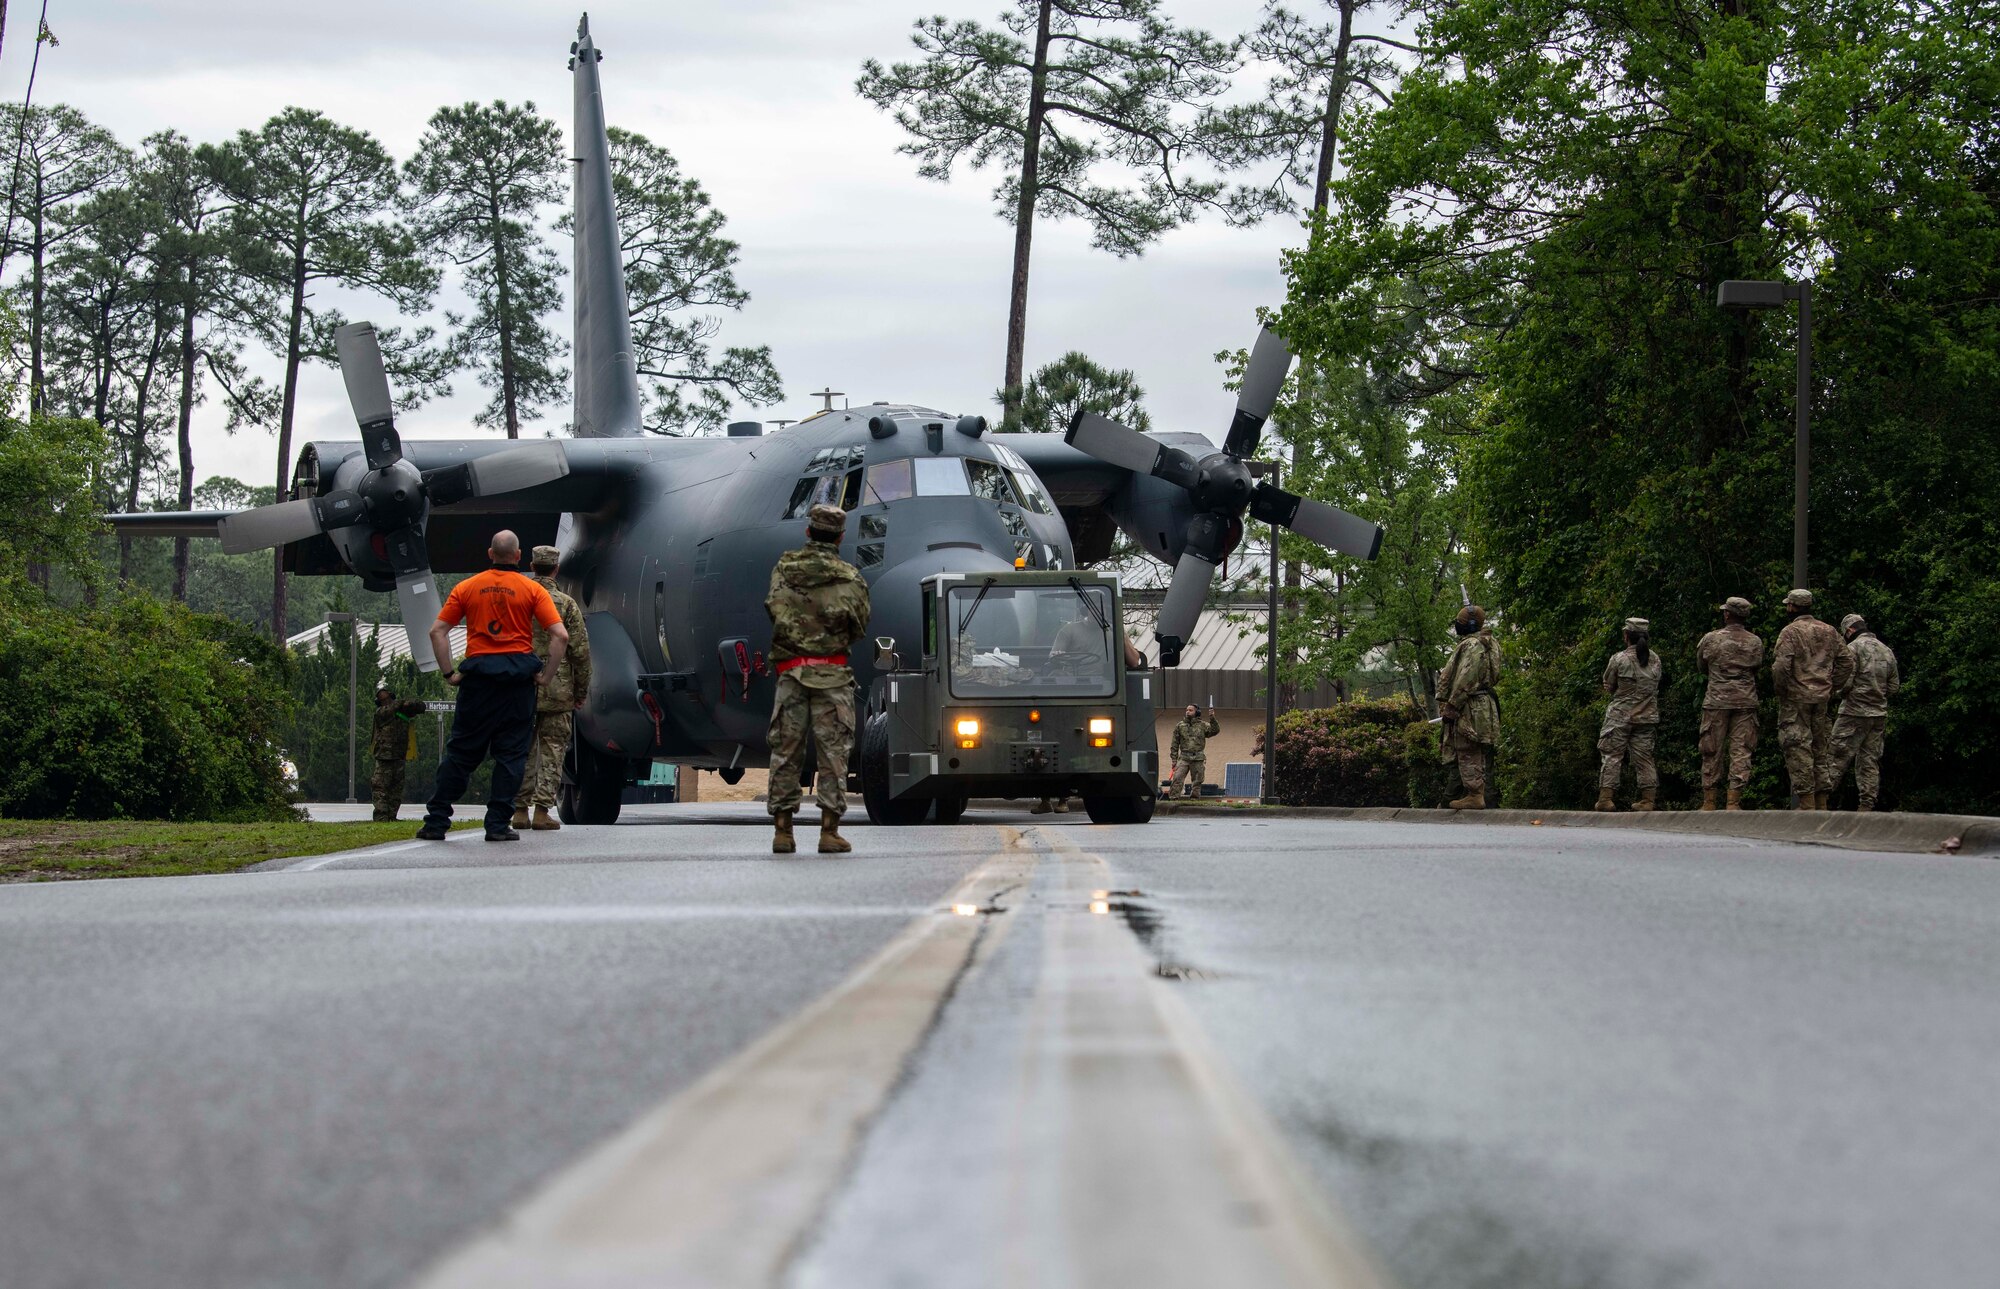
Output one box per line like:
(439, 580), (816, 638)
(946, 583), (1118, 698)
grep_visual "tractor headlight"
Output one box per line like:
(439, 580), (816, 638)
(1088, 716), (1113, 748)
(955, 717), (980, 749)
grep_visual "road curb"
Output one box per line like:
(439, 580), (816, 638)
(1158, 801), (1999, 856)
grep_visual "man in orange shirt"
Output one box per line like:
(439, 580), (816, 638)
(416, 530), (569, 841)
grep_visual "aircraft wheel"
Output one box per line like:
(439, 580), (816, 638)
(860, 713), (928, 826)
(932, 793), (969, 825)
(1082, 790), (1155, 825)
(562, 734), (624, 826)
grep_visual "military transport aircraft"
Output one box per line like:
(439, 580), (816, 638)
(109, 15), (1382, 825)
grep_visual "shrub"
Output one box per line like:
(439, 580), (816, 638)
(0, 581), (297, 820)
(1271, 698), (1441, 807)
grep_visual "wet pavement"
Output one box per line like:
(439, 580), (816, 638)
(3, 804), (1995, 1288)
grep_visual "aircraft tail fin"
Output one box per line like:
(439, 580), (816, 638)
(569, 14), (644, 438)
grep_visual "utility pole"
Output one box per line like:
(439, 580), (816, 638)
(1263, 463), (1280, 806)
(326, 612), (357, 804)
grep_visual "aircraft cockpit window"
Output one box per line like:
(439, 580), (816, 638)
(783, 467), (861, 519)
(987, 444), (1055, 516)
(913, 457), (971, 496)
(863, 459), (914, 505)
(966, 459), (1020, 505)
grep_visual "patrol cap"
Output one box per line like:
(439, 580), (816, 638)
(530, 544), (561, 567)
(1719, 596), (1754, 616)
(1784, 588), (1813, 610)
(1841, 613), (1867, 634)
(1623, 617), (1649, 633)
(807, 503), (847, 532)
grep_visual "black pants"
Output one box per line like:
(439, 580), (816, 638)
(424, 676), (537, 833)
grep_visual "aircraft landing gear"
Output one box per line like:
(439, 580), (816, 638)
(561, 735), (625, 826)
(932, 793), (968, 825)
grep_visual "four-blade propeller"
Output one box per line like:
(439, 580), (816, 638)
(216, 321), (571, 671)
(1065, 325), (1384, 666)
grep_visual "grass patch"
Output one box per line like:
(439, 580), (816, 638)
(0, 818), (468, 882)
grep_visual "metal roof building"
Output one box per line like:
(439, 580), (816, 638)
(286, 622), (468, 666)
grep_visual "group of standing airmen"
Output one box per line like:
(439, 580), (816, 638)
(1442, 589), (1901, 813)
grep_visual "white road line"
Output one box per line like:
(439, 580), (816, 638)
(414, 835), (1034, 1289)
(283, 840), (428, 873)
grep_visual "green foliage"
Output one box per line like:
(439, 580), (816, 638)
(0, 581), (295, 820)
(0, 405), (110, 582)
(283, 624), (471, 804)
(1277, 0), (2000, 814)
(1269, 697), (1435, 806)
(404, 101), (567, 437)
(593, 126), (782, 435)
(1001, 350), (1151, 434)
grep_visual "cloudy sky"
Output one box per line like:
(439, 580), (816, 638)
(3, 0), (1340, 492)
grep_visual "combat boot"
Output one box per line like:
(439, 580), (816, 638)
(1447, 791), (1484, 811)
(772, 811), (795, 855)
(511, 806), (531, 830)
(1700, 788), (1718, 812)
(532, 806), (560, 831)
(1857, 798), (1875, 813)
(1726, 788), (1745, 811)
(1031, 799), (1053, 815)
(818, 810), (852, 854)
(1053, 798), (1070, 813)
(1594, 787), (1617, 812)
(1634, 788), (1656, 812)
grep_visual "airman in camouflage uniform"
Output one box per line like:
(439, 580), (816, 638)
(1696, 596), (1765, 810)
(1168, 704), (1221, 798)
(766, 503), (872, 854)
(1772, 589), (1855, 810)
(514, 546), (592, 832)
(1596, 617), (1662, 812)
(369, 688), (427, 821)
(1825, 613), (1899, 811)
(1438, 604), (1501, 810)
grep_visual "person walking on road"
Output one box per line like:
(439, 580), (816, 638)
(766, 504), (872, 855)
(1168, 704), (1220, 799)
(1695, 597), (1765, 811)
(1439, 605), (1501, 811)
(417, 530), (568, 842)
(1825, 613), (1899, 811)
(1773, 588), (1855, 810)
(369, 687), (427, 821)
(1596, 617), (1662, 812)
(515, 545), (592, 833)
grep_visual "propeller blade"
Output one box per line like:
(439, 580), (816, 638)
(1250, 483), (1385, 560)
(1067, 411), (1164, 476)
(1155, 552), (1218, 667)
(335, 321), (401, 470)
(1223, 327), (1294, 458)
(395, 572), (443, 673)
(464, 441), (570, 497)
(310, 489), (370, 532)
(217, 498), (326, 555)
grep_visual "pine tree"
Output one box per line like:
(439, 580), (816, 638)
(859, 1), (1242, 420)
(1006, 350), (1151, 434)
(403, 101), (567, 438)
(209, 108), (442, 640)
(597, 126), (780, 434)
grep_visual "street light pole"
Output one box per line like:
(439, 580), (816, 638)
(1717, 278), (1813, 588)
(326, 612), (357, 804)
(1264, 463), (1280, 806)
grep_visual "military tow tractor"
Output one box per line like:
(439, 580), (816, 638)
(858, 570), (1159, 825)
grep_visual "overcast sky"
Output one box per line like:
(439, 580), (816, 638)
(3, 0), (1333, 493)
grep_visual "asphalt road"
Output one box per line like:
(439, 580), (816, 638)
(2, 805), (1994, 1288)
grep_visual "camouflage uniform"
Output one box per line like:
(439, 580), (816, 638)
(766, 507), (872, 823)
(1599, 634), (1663, 794)
(521, 549), (593, 813)
(1825, 615), (1899, 810)
(1696, 601), (1765, 793)
(1439, 620), (1501, 801)
(1772, 590), (1855, 804)
(1168, 711), (1220, 798)
(369, 695), (427, 821)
